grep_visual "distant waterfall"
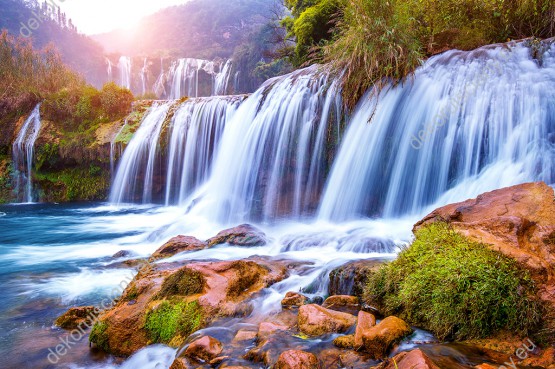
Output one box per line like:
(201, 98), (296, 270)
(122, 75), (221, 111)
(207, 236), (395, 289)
(186, 65), (343, 223)
(140, 58), (148, 96)
(118, 56), (131, 89)
(168, 58), (232, 99)
(12, 104), (42, 203)
(110, 96), (243, 204)
(318, 41), (555, 220)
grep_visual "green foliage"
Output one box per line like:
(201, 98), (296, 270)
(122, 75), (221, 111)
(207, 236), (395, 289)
(89, 321), (110, 352)
(365, 223), (542, 340)
(282, 0), (340, 65)
(323, 0), (423, 109)
(35, 166), (110, 202)
(144, 300), (202, 344)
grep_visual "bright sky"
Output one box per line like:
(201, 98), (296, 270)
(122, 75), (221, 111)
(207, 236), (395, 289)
(55, 0), (190, 35)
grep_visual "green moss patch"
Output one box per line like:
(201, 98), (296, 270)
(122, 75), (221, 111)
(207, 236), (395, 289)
(144, 300), (202, 344)
(365, 222), (541, 340)
(89, 321), (110, 352)
(35, 166), (109, 202)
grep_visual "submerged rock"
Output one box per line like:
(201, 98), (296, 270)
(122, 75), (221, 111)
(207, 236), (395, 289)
(150, 235), (208, 260)
(298, 304), (357, 336)
(274, 350), (320, 369)
(361, 316), (412, 359)
(55, 306), (96, 330)
(374, 349), (440, 369)
(184, 335), (223, 362)
(207, 224), (267, 247)
(328, 259), (385, 297)
(322, 295), (360, 315)
(281, 292), (309, 309)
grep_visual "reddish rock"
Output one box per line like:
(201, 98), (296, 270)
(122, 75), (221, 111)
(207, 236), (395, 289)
(376, 349), (440, 369)
(361, 316), (412, 359)
(233, 329), (257, 342)
(322, 295), (360, 314)
(274, 350), (320, 369)
(474, 364), (497, 369)
(207, 224), (267, 247)
(90, 257), (288, 356)
(150, 235), (207, 260)
(354, 311), (376, 348)
(298, 304), (357, 336)
(184, 336), (223, 362)
(55, 306), (96, 330)
(281, 292), (309, 309)
(258, 321), (289, 339)
(328, 259), (386, 298)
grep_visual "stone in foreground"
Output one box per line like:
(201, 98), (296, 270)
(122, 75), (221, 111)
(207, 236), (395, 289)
(298, 304), (357, 336)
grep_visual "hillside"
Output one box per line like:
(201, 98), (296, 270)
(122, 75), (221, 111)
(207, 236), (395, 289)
(0, 0), (107, 86)
(93, 0), (274, 58)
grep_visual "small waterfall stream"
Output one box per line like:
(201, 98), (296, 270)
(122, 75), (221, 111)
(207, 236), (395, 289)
(12, 104), (42, 203)
(118, 56), (132, 89)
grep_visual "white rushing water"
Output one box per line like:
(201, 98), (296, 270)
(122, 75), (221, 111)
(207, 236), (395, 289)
(12, 103), (42, 203)
(167, 58), (233, 99)
(318, 42), (555, 220)
(118, 56), (132, 90)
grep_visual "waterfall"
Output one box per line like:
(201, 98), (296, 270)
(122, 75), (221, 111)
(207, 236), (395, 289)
(106, 58), (113, 82)
(164, 96), (243, 205)
(110, 96), (243, 205)
(186, 65), (343, 223)
(318, 41), (555, 221)
(214, 60), (232, 95)
(110, 103), (171, 204)
(118, 56), (131, 89)
(140, 58), (148, 96)
(168, 58), (233, 99)
(12, 104), (42, 203)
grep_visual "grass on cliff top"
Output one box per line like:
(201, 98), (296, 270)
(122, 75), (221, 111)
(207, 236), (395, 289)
(365, 222), (542, 341)
(144, 300), (202, 345)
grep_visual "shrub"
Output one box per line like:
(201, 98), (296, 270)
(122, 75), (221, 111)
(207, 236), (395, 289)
(144, 300), (202, 344)
(365, 222), (542, 340)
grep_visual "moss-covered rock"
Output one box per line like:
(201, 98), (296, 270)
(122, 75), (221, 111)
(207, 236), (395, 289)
(364, 222), (542, 341)
(144, 300), (202, 345)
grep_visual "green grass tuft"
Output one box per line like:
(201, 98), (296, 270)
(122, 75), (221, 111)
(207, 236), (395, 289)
(365, 222), (542, 340)
(144, 300), (202, 344)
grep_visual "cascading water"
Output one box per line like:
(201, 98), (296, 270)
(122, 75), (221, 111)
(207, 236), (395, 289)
(12, 104), (42, 203)
(164, 96), (243, 205)
(318, 41), (555, 221)
(214, 60), (232, 95)
(185, 65), (344, 223)
(110, 96), (243, 205)
(168, 58), (233, 99)
(140, 58), (148, 96)
(110, 103), (171, 204)
(118, 56), (132, 89)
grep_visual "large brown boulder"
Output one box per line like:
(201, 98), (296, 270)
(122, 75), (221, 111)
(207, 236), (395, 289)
(298, 304), (357, 336)
(207, 224), (267, 247)
(414, 181), (555, 337)
(361, 316), (412, 359)
(374, 349), (440, 369)
(150, 235), (208, 260)
(183, 336), (223, 362)
(274, 350), (320, 369)
(89, 257), (288, 356)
